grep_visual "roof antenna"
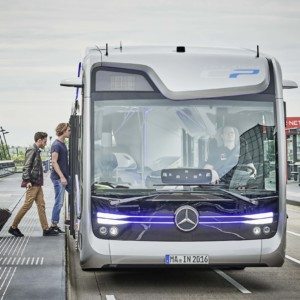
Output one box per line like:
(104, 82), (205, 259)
(95, 45), (103, 65)
(75, 61), (81, 100)
(114, 41), (123, 52)
(256, 45), (259, 58)
(105, 43), (108, 56)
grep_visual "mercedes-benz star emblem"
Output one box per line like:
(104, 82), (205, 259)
(175, 205), (199, 232)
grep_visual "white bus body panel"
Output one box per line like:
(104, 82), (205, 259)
(79, 230), (285, 268)
(109, 240), (261, 265)
(77, 47), (288, 269)
(83, 46), (270, 99)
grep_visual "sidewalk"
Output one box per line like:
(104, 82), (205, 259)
(287, 180), (300, 206)
(0, 173), (65, 300)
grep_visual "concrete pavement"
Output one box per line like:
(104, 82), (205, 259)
(287, 180), (300, 206)
(0, 173), (65, 300)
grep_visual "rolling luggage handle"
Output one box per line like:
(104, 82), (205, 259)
(0, 191), (26, 232)
(10, 190), (27, 213)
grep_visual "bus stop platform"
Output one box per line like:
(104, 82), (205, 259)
(0, 173), (65, 300)
(287, 180), (300, 206)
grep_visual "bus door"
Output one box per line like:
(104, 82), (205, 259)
(68, 114), (81, 238)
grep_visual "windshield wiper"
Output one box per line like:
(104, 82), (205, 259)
(93, 182), (258, 206)
(154, 183), (223, 188)
(98, 194), (161, 206)
(217, 188), (258, 205)
(92, 181), (130, 191)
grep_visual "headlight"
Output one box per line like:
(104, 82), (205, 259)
(253, 226), (261, 235)
(263, 226), (271, 234)
(109, 226), (119, 236)
(99, 226), (108, 235)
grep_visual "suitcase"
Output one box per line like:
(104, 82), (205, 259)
(0, 208), (12, 232)
(0, 191), (26, 232)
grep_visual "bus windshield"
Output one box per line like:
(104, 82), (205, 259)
(92, 98), (276, 195)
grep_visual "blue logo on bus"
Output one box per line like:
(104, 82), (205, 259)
(229, 69), (259, 78)
(165, 255), (170, 264)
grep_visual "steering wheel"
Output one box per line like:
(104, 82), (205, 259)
(236, 164), (256, 176)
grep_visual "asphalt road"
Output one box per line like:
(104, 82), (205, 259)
(67, 204), (300, 300)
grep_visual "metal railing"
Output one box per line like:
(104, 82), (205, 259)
(0, 160), (15, 177)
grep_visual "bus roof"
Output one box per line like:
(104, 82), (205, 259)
(61, 46), (281, 100)
(83, 46), (271, 98)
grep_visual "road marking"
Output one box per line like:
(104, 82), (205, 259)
(214, 269), (251, 294)
(0, 268), (7, 280)
(286, 255), (300, 265)
(287, 230), (300, 237)
(0, 267), (11, 291)
(106, 295), (116, 300)
(0, 267), (17, 300)
(288, 208), (300, 213)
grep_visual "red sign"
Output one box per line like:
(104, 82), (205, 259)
(286, 117), (300, 129)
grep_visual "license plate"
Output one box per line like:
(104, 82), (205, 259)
(165, 255), (209, 264)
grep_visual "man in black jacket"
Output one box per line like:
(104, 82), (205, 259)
(8, 132), (58, 237)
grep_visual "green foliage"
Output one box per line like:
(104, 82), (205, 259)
(11, 153), (25, 165)
(0, 147), (6, 160)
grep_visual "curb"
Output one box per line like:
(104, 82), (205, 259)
(287, 199), (300, 207)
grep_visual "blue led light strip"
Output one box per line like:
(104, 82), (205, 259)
(97, 212), (174, 219)
(96, 212), (274, 226)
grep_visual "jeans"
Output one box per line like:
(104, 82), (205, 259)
(51, 179), (66, 225)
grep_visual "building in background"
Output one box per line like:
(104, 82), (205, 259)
(286, 117), (300, 180)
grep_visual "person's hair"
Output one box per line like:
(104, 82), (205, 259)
(55, 123), (70, 136)
(34, 132), (48, 142)
(216, 126), (239, 147)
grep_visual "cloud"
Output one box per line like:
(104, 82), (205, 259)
(0, 0), (300, 145)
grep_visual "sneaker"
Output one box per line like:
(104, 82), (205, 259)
(8, 226), (24, 237)
(51, 226), (65, 234)
(43, 227), (59, 236)
(15, 228), (24, 237)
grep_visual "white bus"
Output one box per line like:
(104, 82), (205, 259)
(61, 45), (297, 270)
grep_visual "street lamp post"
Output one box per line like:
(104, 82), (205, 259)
(3, 131), (11, 160)
(0, 127), (10, 160)
(0, 135), (5, 160)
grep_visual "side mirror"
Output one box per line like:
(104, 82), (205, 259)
(283, 80), (298, 89)
(60, 78), (83, 88)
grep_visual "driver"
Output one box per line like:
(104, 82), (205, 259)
(204, 126), (257, 183)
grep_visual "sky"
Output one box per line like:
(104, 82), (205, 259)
(0, 0), (299, 146)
